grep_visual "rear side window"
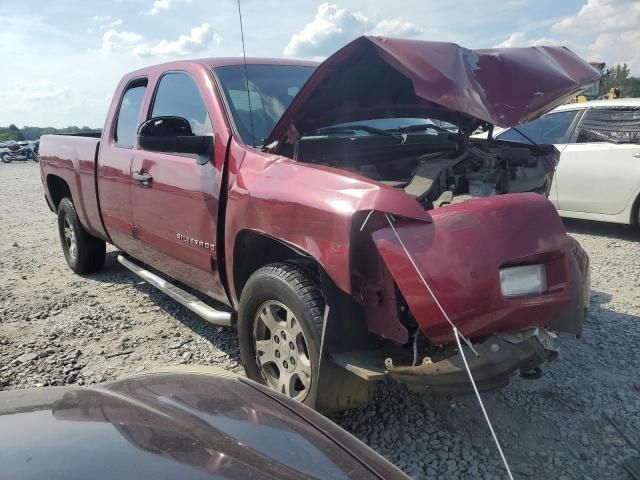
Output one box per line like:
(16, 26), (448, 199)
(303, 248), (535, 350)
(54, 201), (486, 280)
(151, 72), (212, 136)
(497, 110), (580, 144)
(114, 80), (147, 148)
(576, 107), (640, 144)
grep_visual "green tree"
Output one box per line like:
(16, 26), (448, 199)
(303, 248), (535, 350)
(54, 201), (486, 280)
(2, 125), (101, 140)
(623, 77), (640, 97)
(600, 63), (640, 97)
(0, 124), (24, 141)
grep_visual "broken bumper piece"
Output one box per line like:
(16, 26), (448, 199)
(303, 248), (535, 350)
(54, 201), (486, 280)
(385, 329), (559, 394)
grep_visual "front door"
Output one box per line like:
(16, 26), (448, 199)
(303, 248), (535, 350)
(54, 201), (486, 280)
(130, 72), (227, 302)
(555, 142), (640, 214)
(556, 107), (640, 215)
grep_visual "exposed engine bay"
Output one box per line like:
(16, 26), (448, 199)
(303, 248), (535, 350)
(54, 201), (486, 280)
(399, 144), (552, 209)
(293, 133), (556, 210)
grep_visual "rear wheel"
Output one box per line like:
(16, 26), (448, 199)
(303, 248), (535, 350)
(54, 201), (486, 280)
(238, 263), (324, 406)
(1, 153), (12, 163)
(57, 197), (106, 274)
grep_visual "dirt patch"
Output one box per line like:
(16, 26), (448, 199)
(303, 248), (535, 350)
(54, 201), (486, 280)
(1, 162), (639, 479)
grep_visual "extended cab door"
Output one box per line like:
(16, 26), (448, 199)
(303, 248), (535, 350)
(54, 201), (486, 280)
(555, 107), (640, 215)
(130, 71), (228, 302)
(97, 77), (148, 253)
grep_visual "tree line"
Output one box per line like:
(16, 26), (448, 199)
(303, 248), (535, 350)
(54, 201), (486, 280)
(0, 125), (101, 141)
(601, 64), (640, 98)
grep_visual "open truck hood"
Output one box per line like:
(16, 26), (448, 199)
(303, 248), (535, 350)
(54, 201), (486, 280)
(265, 36), (599, 147)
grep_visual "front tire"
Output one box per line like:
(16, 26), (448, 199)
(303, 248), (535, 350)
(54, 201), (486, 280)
(238, 263), (324, 406)
(1, 153), (12, 163)
(57, 197), (106, 274)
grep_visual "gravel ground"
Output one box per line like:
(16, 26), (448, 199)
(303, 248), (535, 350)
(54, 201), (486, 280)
(1, 161), (639, 479)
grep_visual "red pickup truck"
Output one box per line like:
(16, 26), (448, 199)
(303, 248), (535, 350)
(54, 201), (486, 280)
(39, 36), (595, 411)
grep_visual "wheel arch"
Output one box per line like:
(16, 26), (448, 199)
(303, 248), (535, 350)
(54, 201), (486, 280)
(232, 229), (379, 350)
(232, 230), (320, 301)
(46, 174), (73, 210)
(631, 189), (640, 225)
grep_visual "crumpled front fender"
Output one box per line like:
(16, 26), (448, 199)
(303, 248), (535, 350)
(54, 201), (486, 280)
(372, 193), (585, 344)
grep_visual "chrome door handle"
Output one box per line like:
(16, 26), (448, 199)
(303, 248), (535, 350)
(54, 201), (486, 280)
(132, 171), (153, 185)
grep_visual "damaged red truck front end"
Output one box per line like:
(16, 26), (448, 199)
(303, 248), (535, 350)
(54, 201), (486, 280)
(372, 194), (589, 392)
(254, 36), (596, 404)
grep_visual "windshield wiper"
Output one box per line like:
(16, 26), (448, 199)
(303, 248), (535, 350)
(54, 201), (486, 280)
(509, 126), (545, 153)
(314, 124), (404, 140)
(392, 124), (452, 133)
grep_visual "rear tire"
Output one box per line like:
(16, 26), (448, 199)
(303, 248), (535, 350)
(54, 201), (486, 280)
(1, 153), (12, 163)
(238, 263), (325, 407)
(57, 197), (106, 274)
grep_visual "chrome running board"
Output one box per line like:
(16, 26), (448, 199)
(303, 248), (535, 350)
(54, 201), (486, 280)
(117, 254), (232, 327)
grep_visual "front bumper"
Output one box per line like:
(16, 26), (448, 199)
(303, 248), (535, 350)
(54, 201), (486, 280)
(371, 194), (588, 344)
(385, 328), (560, 394)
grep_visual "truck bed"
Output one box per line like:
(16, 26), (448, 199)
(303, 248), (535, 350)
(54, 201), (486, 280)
(39, 134), (107, 240)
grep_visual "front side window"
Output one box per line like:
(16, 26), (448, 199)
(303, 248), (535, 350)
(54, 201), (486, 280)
(576, 107), (640, 144)
(114, 80), (147, 148)
(151, 73), (212, 136)
(214, 65), (315, 147)
(497, 110), (580, 145)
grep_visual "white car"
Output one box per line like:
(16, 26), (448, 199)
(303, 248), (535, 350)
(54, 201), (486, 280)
(492, 99), (640, 225)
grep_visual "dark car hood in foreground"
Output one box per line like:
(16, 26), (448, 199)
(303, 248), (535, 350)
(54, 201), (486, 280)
(0, 367), (406, 480)
(266, 36), (599, 147)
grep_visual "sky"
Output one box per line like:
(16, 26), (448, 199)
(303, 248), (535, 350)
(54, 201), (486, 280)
(0, 0), (638, 128)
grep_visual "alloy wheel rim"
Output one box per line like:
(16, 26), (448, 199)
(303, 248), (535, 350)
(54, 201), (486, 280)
(63, 216), (78, 260)
(253, 300), (313, 401)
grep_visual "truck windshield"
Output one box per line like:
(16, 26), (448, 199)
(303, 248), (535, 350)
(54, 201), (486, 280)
(214, 65), (315, 147)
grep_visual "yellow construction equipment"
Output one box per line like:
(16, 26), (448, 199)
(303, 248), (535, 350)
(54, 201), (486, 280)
(567, 62), (622, 103)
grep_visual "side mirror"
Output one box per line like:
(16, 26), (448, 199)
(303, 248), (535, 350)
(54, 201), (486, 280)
(137, 116), (213, 164)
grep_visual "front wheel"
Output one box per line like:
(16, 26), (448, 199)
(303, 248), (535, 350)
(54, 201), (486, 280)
(1, 153), (12, 163)
(57, 197), (106, 274)
(238, 263), (324, 406)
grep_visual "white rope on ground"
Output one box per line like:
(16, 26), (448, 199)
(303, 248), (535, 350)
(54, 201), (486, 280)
(454, 327), (514, 480)
(383, 212), (514, 480)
